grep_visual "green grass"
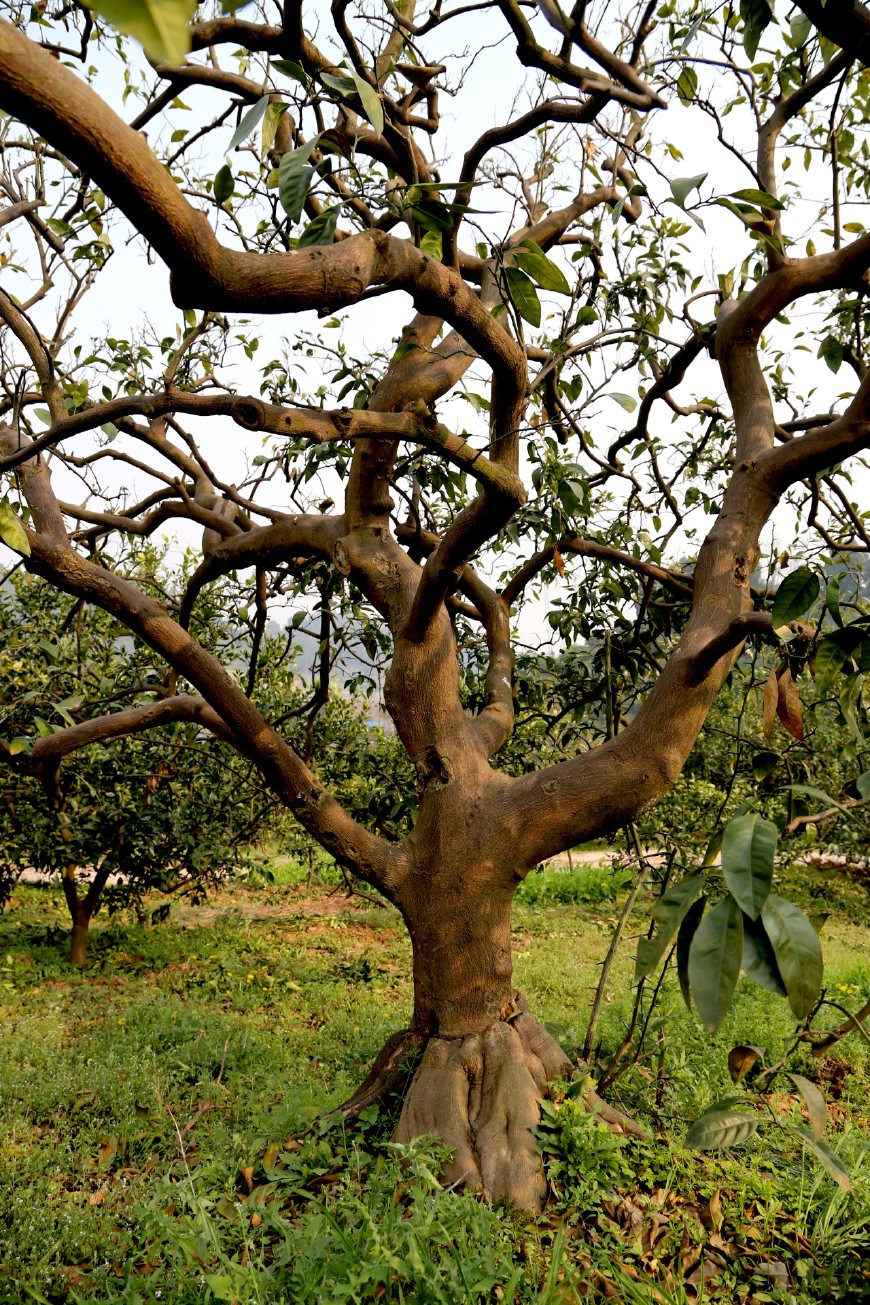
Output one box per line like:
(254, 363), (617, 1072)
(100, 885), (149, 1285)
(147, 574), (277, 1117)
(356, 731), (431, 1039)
(0, 870), (867, 1303)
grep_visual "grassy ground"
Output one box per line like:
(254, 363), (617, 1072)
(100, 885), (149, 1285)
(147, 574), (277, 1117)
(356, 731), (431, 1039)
(0, 857), (868, 1304)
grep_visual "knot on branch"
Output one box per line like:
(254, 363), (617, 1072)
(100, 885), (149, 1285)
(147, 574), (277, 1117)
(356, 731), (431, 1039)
(418, 747), (454, 791)
(232, 398), (265, 429)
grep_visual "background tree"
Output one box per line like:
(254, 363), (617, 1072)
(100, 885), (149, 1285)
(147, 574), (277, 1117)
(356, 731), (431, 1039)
(0, 559), (282, 964)
(0, 0), (868, 1208)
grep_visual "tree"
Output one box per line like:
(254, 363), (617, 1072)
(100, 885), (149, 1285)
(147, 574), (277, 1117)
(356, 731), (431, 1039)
(0, 0), (868, 1208)
(0, 561), (279, 964)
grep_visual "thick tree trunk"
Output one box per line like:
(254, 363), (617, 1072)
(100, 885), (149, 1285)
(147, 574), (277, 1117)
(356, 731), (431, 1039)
(393, 993), (570, 1210)
(351, 865), (571, 1210)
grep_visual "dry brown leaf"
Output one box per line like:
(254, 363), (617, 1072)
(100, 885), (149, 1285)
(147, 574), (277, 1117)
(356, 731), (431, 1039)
(728, 1045), (761, 1085)
(776, 667), (804, 740)
(762, 667), (778, 740)
(553, 545), (565, 577)
(701, 1188), (723, 1233)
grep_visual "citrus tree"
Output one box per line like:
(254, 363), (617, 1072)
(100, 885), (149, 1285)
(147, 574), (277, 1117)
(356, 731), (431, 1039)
(0, 0), (869, 1207)
(0, 562), (285, 963)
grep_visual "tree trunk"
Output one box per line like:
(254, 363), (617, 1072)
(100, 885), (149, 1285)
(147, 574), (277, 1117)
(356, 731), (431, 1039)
(349, 863), (571, 1211)
(69, 917), (90, 968)
(61, 867), (97, 968)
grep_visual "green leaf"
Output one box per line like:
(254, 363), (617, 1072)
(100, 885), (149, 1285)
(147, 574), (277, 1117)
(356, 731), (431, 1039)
(272, 59), (308, 87)
(818, 335), (843, 373)
(420, 229), (442, 258)
(787, 783), (852, 816)
(669, 173), (707, 208)
(261, 101), (287, 155)
(740, 0), (773, 61)
(512, 240), (570, 294)
(0, 498), (30, 556)
(636, 876), (706, 982)
(772, 567), (819, 626)
(788, 1127), (852, 1190)
(676, 66), (698, 105)
(227, 94), (270, 153)
(721, 812), (776, 920)
(607, 392), (637, 413)
(790, 13), (812, 48)
(351, 71), (384, 135)
(412, 197), (455, 233)
(676, 896), (706, 1010)
(504, 267), (541, 327)
(741, 913), (787, 996)
(688, 894), (744, 1032)
(320, 72), (357, 98)
(729, 187), (785, 210)
(857, 772), (870, 800)
(702, 831), (723, 869)
(8, 737), (30, 756)
(85, 0), (197, 64)
(752, 750), (780, 781)
(761, 894), (823, 1019)
(204, 1274), (238, 1302)
(786, 1073), (827, 1141)
(278, 142), (316, 223)
(685, 1103), (760, 1150)
(213, 164), (234, 206)
(298, 206), (338, 247)
(825, 575), (842, 627)
(814, 626), (865, 694)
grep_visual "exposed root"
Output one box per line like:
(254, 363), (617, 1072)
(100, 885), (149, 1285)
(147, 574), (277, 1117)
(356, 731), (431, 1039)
(393, 1007), (570, 1211)
(339, 1028), (426, 1120)
(583, 1085), (647, 1139)
(343, 999), (645, 1211)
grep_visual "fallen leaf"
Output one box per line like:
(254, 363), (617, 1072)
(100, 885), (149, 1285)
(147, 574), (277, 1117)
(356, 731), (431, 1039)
(701, 1188), (723, 1232)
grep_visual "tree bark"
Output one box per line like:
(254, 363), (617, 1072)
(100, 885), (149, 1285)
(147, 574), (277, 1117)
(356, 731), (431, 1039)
(68, 917), (91, 968)
(355, 833), (570, 1210)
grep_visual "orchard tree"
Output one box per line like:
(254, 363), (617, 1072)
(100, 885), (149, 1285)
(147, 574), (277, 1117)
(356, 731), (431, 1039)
(0, 562), (282, 965)
(0, 0), (869, 1208)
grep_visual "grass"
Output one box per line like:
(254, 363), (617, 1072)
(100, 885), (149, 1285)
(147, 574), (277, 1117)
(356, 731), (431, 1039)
(0, 862), (867, 1303)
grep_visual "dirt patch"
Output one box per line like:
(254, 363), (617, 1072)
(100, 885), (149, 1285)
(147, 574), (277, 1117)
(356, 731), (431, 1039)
(172, 890), (391, 929)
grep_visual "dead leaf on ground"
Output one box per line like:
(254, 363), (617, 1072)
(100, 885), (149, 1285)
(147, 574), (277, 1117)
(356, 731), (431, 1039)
(700, 1187), (723, 1232)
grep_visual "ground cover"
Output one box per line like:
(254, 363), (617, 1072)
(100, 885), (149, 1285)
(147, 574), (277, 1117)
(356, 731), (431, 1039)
(0, 858), (867, 1304)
